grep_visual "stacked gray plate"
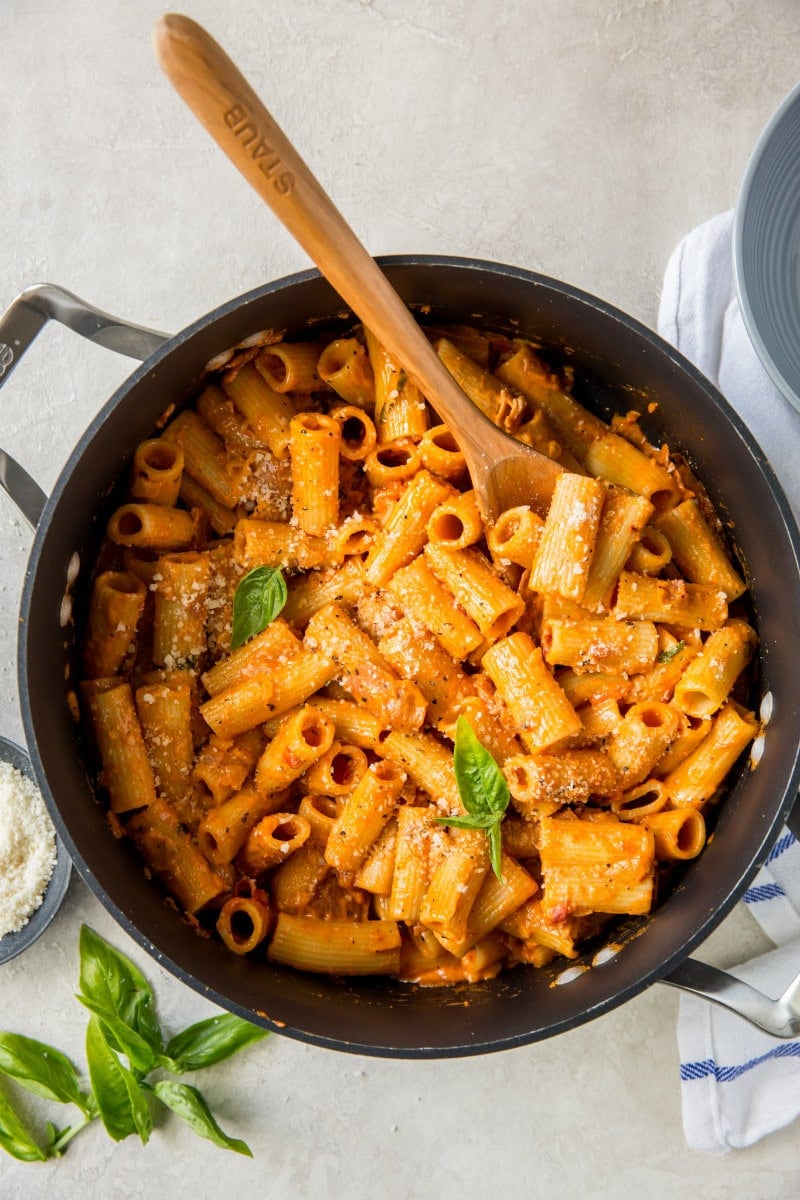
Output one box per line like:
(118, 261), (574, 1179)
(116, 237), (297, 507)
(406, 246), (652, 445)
(734, 80), (800, 412)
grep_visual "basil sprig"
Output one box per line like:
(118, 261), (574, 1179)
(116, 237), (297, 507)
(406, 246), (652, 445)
(437, 716), (511, 880)
(656, 640), (685, 664)
(0, 925), (267, 1162)
(230, 565), (287, 650)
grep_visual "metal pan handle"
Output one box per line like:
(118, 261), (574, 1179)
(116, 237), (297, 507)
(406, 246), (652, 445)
(0, 283), (169, 528)
(663, 954), (800, 1037)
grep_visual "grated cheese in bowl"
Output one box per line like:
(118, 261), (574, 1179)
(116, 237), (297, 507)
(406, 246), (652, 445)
(0, 760), (58, 939)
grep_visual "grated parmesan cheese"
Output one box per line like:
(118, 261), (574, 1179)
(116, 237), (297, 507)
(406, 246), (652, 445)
(0, 762), (57, 938)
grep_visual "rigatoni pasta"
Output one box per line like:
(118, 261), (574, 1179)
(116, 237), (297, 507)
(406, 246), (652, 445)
(78, 315), (760, 985)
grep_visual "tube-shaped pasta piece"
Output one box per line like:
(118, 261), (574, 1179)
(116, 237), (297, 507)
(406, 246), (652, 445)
(254, 705), (336, 795)
(256, 342), (323, 393)
(222, 362), (296, 458)
(317, 337), (376, 408)
(302, 742), (368, 796)
(178, 474), (237, 538)
(654, 498), (746, 600)
(379, 731), (463, 813)
(192, 731), (264, 807)
(282, 559), (365, 628)
(626, 638), (699, 705)
(126, 797), (226, 914)
(233, 517), (328, 571)
(606, 702), (682, 788)
(614, 571), (728, 630)
(539, 815), (655, 917)
(487, 506), (545, 569)
(324, 760), (406, 872)
(438, 693), (522, 766)
(500, 896), (579, 959)
(653, 715), (711, 776)
(271, 843), (329, 913)
(267, 641), (339, 720)
(581, 489), (653, 612)
(504, 749), (618, 809)
(354, 818), (398, 895)
(528, 473), (606, 602)
(294, 698), (386, 749)
(558, 670), (631, 708)
(542, 609), (659, 675)
(305, 603), (427, 731)
(578, 697), (623, 742)
(130, 439), (184, 506)
(363, 439), (422, 487)
(364, 470), (453, 587)
(420, 828), (489, 943)
(584, 433), (675, 503)
(107, 503), (196, 551)
(611, 779), (671, 820)
(197, 782), (288, 865)
(387, 555), (483, 658)
(268, 914), (402, 975)
(329, 514), (378, 560)
(435, 338), (524, 432)
(424, 542), (525, 639)
(386, 806), (443, 922)
(482, 633), (582, 753)
(83, 571), (147, 678)
(196, 382), (264, 454)
(673, 620), (757, 718)
(378, 617), (474, 727)
(84, 682), (157, 813)
(238, 812), (312, 874)
(444, 854), (538, 957)
(152, 552), (211, 668)
(663, 702), (758, 808)
(417, 424), (467, 482)
(201, 619), (300, 696)
(216, 887), (271, 954)
(426, 490), (483, 550)
(365, 328), (429, 442)
(200, 674), (276, 739)
(642, 808), (706, 860)
(135, 678), (194, 812)
(625, 525), (672, 575)
(162, 410), (247, 508)
(497, 344), (606, 457)
(289, 411), (341, 536)
(330, 404), (377, 461)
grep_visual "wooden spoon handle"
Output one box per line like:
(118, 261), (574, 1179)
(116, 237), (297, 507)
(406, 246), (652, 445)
(153, 13), (495, 461)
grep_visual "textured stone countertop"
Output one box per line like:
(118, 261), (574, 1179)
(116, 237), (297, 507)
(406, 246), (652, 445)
(1, 2), (800, 1196)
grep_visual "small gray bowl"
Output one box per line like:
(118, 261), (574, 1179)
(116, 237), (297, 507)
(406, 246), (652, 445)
(734, 80), (800, 412)
(0, 734), (71, 965)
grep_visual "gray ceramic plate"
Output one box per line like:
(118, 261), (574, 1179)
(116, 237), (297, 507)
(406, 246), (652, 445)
(0, 734), (71, 965)
(734, 80), (800, 412)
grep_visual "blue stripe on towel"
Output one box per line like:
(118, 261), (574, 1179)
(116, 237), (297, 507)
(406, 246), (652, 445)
(681, 1042), (800, 1083)
(766, 832), (797, 864)
(743, 882), (786, 903)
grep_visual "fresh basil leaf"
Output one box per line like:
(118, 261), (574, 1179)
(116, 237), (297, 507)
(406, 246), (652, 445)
(76, 997), (156, 1075)
(85, 1017), (152, 1145)
(0, 1079), (47, 1162)
(0, 1033), (90, 1114)
(434, 813), (494, 832)
(487, 822), (503, 882)
(657, 641), (685, 664)
(452, 716), (510, 820)
(77, 925), (162, 1059)
(164, 1014), (268, 1073)
(152, 1081), (252, 1156)
(231, 566), (287, 650)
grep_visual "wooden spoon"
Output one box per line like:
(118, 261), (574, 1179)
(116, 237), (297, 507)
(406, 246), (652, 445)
(153, 13), (564, 519)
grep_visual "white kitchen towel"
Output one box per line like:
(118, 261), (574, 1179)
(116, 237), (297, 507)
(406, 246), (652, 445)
(658, 208), (800, 1153)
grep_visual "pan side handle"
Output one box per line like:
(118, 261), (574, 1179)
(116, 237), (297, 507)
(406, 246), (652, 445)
(0, 284), (170, 528)
(662, 956), (800, 1038)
